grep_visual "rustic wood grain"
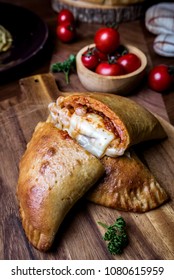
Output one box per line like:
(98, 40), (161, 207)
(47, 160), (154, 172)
(0, 0), (174, 260)
(52, 0), (145, 23)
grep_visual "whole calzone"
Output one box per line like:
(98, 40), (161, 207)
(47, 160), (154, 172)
(48, 93), (166, 159)
(17, 122), (104, 251)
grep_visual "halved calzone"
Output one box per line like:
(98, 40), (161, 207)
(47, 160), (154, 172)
(17, 122), (104, 251)
(48, 93), (166, 159)
(87, 150), (169, 212)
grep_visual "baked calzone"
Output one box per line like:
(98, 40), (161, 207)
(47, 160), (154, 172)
(17, 122), (104, 251)
(87, 150), (169, 212)
(48, 93), (166, 159)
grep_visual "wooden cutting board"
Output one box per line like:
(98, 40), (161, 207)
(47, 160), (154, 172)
(0, 72), (174, 260)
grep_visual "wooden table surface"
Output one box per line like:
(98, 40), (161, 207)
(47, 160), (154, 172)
(0, 0), (174, 260)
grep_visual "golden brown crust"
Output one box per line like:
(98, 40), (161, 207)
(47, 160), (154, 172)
(87, 150), (169, 212)
(17, 122), (104, 251)
(62, 93), (167, 153)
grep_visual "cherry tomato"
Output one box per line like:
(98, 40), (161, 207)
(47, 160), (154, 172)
(114, 45), (129, 58)
(96, 61), (125, 76)
(81, 48), (99, 70)
(57, 9), (75, 25)
(117, 53), (141, 73)
(93, 48), (108, 61)
(94, 27), (120, 54)
(148, 64), (174, 92)
(56, 22), (76, 43)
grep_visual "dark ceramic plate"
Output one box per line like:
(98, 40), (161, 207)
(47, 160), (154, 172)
(0, 2), (48, 73)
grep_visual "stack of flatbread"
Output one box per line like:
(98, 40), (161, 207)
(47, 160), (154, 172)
(17, 93), (169, 251)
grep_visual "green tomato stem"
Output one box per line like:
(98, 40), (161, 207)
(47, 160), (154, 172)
(64, 71), (69, 84)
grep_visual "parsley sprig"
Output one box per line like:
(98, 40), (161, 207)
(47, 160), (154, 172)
(51, 54), (76, 84)
(98, 217), (129, 255)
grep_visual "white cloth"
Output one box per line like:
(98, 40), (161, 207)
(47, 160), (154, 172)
(145, 3), (174, 57)
(154, 34), (174, 57)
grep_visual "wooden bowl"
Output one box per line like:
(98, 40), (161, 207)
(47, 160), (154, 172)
(76, 44), (147, 95)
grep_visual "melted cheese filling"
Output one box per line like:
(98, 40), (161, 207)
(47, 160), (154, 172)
(48, 102), (124, 158)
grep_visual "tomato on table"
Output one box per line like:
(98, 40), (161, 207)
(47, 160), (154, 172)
(57, 9), (75, 25)
(56, 22), (76, 43)
(148, 64), (174, 92)
(94, 27), (120, 54)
